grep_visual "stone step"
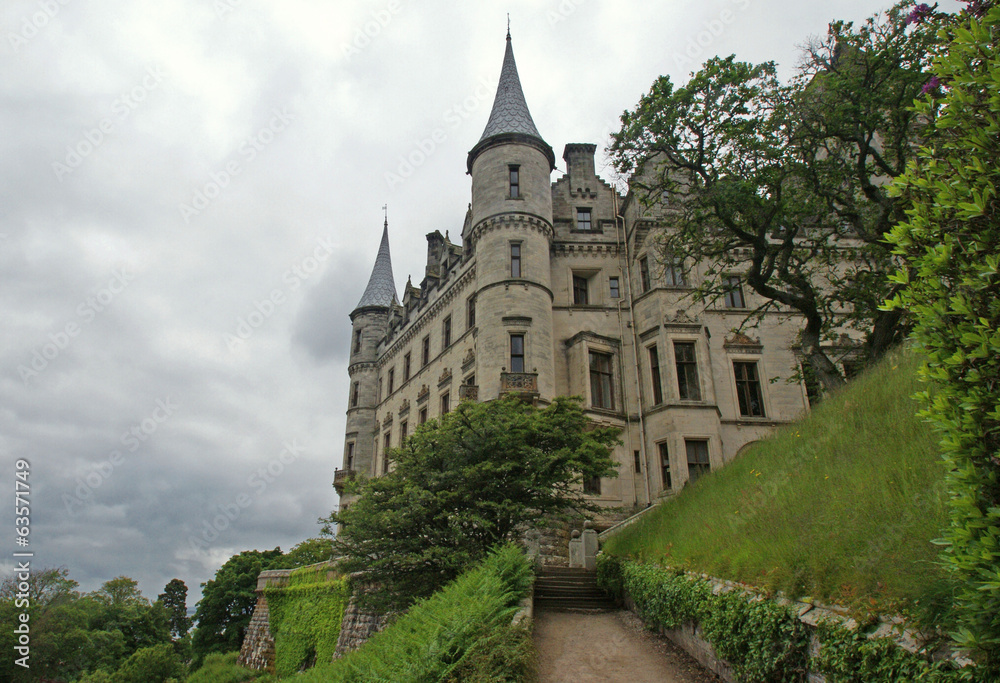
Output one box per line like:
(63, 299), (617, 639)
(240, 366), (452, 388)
(534, 595), (618, 611)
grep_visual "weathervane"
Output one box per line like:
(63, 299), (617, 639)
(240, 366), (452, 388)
(382, 204), (388, 228)
(507, 13), (511, 39)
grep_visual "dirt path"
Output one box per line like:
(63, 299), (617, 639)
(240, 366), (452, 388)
(533, 609), (721, 683)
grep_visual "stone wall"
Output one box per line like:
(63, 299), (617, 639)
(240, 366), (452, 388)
(236, 568), (293, 671)
(332, 590), (387, 659)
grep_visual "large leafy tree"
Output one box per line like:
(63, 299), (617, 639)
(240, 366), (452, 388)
(323, 395), (619, 610)
(158, 578), (192, 640)
(190, 547), (283, 666)
(610, 2), (938, 392)
(886, 0), (1000, 670)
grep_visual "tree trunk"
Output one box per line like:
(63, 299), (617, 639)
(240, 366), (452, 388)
(867, 308), (906, 362)
(802, 317), (845, 395)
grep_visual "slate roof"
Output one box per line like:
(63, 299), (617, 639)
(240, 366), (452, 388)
(478, 35), (544, 143)
(354, 221), (398, 311)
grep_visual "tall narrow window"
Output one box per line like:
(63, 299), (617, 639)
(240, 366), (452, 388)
(442, 315), (452, 348)
(573, 275), (589, 305)
(382, 432), (391, 473)
(665, 255), (686, 287)
(467, 296), (476, 329)
(510, 243), (521, 278)
(510, 334), (525, 373)
(639, 256), (651, 293)
(733, 361), (765, 417)
(648, 346), (663, 405)
(658, 442), (672, 489)
(378, 378), (383, 403)
(609, 276), (620, 299)
(421, 336), (430, 366)
(353, 330), (362, 353)
(351, 381), (360, 407)
(589, 351), (615, 410)
(583, 474), (601, 495)
(403, 353), (411, 381)
(345, 442), (355, 471)
(724, 275), (746, 308)
(633, 450), (642, 474)
(387, 368), (395, 394)
(441, 392), (450, 415)
(400, 421), (408, 444)
(509, 165), (520, 198)
(419, 407), (427, 425)
(686, 439), (710, 482)
(674, 342), (701, 401)
(576, 208), (592, 231)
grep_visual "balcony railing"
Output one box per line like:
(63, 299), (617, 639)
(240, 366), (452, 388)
(458, 384), (479, 402)
(333, 468), (355, 494)
(500, 372), (539, 399)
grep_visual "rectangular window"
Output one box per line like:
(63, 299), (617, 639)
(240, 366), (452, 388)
(403, 353), (411, 381)
(583, 474), (601, 495)
(378, 377), (383, 403)
(345, 442), (355, 471)
(674, 342), (701, 401)
(734, 361), (766, 417)
(441, 392), (450, 415)
(648, 346), (663, 405)
(387, 368), (395, 394)
(510, 334), (525, 373)
(658, 442), (671, 489)
(665, 255), (686, 287)
(576, 208), (592, 231)
(633, 450), (642, 474)
(400, 420), (408, 444)
(351, 381), (360, 407)
(639, 256), (651, 293)
(573, 274), (589, 305)
(686, 439), (710, 482)
(442, 315), (452, 348)
(421, 336), (430, 366)
(510, 243), (522, 278)
(419, 407), (427, 425)
(353, 330), (362, 353)
(467, 296), (476, 329)
(382, 432), (391, 473)
(724, 275), (746, 308)
(589, 351), (615, 410)
(609, 276), (620, 299)
(509, 165), (520, 198)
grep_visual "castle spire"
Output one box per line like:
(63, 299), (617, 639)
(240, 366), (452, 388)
(353, 220), (397, 311)
(468, 32), (555, 172)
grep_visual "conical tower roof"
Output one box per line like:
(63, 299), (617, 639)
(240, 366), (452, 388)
(353, 220), (398, 312)
(468, 33), (555, 172)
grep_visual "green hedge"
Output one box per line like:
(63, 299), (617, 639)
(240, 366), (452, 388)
(294, 544), (535, 683)
(264, 565), (350, 676)
(597, 555), (967, 683)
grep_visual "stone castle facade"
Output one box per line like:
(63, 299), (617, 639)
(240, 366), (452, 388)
(335, 33), (825, 513)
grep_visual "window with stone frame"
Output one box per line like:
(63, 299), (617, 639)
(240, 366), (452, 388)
(648, 345), (663, 405)
(609, 276), (620, 299)
(467, 296), (476, 329)
(353, 329), (362, 353)
(509, 165), (520, 198)
(387, 368), (395, 394)
(345, 442), (355, 471)
(510, 334), (525, 373)
(400, 420), (408, 445)
(351, 381), (360, 407)
(378, 377), (383, 403)
(674, 341), (701, 401)
(733, 360), (766, 417)
(639, 256), (651, 293)
(658, 441), (672, 489)
(665, 254), (686, 287)
(723, 275), (746, 308)
(589, 350), (615, 410)
(686, 439), (711, 482)
(442, 315), (452, 348)
(510, 242), (522, 278)
(421, 335), (430, 367)
(382, 432), (391, 473)
(418, 407), (427, 425)
(576, 207), (592, 231)
(633, 449), (642, 474)
(573, 274), (589, 305)
(583, 474), (601, 495)
(403, 353), (411, 381)
(441, 391), (450, 415)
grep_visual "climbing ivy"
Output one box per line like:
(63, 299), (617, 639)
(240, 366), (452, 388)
(814, 621), (962, 682)
(264, 564), (350, 677)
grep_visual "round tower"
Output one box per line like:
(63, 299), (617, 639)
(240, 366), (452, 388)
(467, 33), (556, 402)
(337, 220), (396, 507)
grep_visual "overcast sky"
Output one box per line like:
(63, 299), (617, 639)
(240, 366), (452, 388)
(1, 0), (950, 607)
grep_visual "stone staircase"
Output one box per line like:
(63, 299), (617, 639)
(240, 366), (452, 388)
(534, 566), (617, 611)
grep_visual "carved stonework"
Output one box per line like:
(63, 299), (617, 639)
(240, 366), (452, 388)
(438, 368), (452, 386)
(669, 309), (700, 324)
(398, 399), (410, 416)
(724, 332), (763, 352)
(416, 385), (429, 404)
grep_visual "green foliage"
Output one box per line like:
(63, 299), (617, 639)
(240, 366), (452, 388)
(267, 538), (334, 570)
(325, 395), (619, 610)
(191, 548), (284, 667)
(265, 568), (350, 676)
(597, 556), (808, 682)
(602, 347), (953, 621)
(110, 643), (185, 683)
(184, 652), (274, 683)
(885, 2), (1000, 670)
(159, 578), (192, 639)
(814, 621), (962, 682)
(295, 545), (535, 683)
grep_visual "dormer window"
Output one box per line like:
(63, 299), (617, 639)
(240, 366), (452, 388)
(509, 166), (520, 198)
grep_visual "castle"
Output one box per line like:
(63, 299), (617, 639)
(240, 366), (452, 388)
(335, 32), (820, 513)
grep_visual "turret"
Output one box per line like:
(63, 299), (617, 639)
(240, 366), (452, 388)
(337, 220), (397, 507)
(466, 32), (556, 402)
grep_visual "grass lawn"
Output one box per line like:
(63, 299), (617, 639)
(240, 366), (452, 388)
(602, 346), (956, 627)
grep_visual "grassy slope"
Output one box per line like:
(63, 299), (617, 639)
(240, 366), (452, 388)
(603, 346), (954, 621)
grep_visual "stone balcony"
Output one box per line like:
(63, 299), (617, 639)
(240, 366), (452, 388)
(500, 372), (539, 401)
(333, 468), (355, 494)
(458, 384), (479, 402)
